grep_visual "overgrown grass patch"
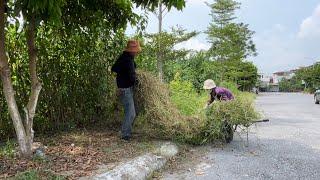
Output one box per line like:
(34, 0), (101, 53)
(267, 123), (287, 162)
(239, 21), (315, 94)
(169, 74), (208, 116)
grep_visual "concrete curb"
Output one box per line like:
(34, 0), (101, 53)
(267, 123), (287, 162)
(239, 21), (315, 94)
(89, 142), (178, 180)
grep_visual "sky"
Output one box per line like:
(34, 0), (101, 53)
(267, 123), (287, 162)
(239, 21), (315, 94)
(127, 0), (320, 74)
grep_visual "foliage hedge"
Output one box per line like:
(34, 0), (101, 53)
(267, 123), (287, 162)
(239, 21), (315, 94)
(0, 22), (125, 138)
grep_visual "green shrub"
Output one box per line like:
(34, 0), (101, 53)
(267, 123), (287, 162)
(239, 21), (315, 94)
(169, 73), (208, 116)
(0, 140), (16, 158)
(0, 21), (125, 138)
(303, 88), (315, 94)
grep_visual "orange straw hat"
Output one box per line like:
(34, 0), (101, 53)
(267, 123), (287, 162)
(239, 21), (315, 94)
(124, 40), (142, 53)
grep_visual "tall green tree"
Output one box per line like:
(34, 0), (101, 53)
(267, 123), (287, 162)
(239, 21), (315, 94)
(206, 0), (257, 61)
(222, 60), (258, 91)
(136, 27), (197, 81)
(146, 0), (186, 81)
(0, 0), (65, 157)
(134, 0), (185, 10)
(295, 62), (320, 91)
(169, 51), (217, 91)
(278, 77), (304, 92)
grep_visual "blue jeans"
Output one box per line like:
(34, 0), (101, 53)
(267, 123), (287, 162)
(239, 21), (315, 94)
(119, 87), (136, 137)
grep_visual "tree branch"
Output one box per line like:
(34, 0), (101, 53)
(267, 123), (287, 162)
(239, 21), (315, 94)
(0, 0), (6, 71)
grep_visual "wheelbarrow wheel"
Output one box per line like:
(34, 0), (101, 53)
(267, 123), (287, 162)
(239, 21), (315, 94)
(221, 120), (234, 143)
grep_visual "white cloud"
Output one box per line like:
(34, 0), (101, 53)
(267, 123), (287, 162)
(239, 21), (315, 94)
(273, 24), (286, 33)
(254, 38), (317, 75)
(174, 38), (210, 51)
(252, 24), (313, 74)
(298, 4), (320, 39)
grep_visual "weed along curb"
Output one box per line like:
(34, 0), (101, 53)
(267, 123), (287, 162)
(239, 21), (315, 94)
(90, 142), (178, 180)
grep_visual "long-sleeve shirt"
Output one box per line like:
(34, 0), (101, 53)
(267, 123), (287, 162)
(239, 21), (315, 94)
(111, 51), (136, 88)
(208, 87), (234, 104)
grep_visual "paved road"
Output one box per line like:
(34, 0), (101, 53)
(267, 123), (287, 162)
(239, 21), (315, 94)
(163, 93), (320, 180)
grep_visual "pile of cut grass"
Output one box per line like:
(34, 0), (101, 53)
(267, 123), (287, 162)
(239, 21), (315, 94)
(134, 70), (260, 144)
(197, 93), (260, 144)
(134, 71), (202, 140)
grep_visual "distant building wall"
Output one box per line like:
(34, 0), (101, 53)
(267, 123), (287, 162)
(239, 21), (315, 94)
(258, 73), (280, 92)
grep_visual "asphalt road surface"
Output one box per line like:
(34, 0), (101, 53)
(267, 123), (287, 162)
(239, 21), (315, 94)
(163, 93), (320, 180)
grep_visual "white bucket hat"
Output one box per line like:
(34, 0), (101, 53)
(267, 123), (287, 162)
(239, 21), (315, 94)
(203, 79), (216, 89)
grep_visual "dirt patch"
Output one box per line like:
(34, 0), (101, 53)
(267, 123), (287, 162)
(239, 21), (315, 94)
(0, 130), (156, 179)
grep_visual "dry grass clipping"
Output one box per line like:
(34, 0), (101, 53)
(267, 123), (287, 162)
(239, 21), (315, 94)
(134, 70), (259, 144)
(134, 71), (202, 140)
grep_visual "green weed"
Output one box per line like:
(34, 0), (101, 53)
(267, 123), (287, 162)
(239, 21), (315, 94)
(0, 139), (16, 158)
(15, 170), (65, 180)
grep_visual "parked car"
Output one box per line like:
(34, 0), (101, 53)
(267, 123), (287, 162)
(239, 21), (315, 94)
(315, 89), (320, 104)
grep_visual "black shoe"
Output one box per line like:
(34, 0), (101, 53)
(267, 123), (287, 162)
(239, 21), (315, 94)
(121, 136), (131, 141)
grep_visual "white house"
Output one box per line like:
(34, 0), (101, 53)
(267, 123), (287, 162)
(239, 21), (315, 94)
(273, 70), (297, 82)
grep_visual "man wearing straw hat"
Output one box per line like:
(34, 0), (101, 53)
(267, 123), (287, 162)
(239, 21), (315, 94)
(112, 40), (141, 141)
(203, 79), (234, 108)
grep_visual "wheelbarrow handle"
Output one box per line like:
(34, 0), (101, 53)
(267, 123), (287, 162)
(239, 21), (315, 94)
(253, 119), (270, 123)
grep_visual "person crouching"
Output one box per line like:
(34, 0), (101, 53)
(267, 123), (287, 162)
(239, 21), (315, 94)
(203, 79), (234, 108)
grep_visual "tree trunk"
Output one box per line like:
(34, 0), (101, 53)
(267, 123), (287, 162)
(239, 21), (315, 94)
(157, 1), (164, 82)
(0, 0), (30, 157)
(1, 1), (41, 158)
(25, 14), (42, 154)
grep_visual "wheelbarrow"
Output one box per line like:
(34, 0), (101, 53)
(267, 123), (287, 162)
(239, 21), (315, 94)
(221, 119), (270, 143)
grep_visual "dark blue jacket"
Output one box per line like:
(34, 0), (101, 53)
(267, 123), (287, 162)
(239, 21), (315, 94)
(111, 51), (136, 88)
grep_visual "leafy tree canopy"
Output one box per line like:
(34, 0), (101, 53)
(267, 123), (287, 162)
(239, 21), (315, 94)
(206, 0), (257, 61)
